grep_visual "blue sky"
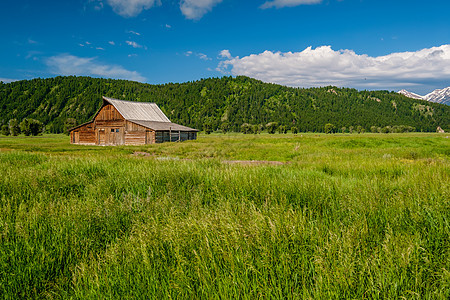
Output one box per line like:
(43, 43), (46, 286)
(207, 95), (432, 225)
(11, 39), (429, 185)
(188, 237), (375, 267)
(1, 0), (449, 94)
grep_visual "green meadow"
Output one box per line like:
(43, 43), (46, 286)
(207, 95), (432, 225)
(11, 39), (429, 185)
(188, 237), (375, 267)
(0, 133), (449, 299)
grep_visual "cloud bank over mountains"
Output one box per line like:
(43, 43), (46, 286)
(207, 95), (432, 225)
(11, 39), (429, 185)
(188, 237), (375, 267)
(218, 45), (450, 91)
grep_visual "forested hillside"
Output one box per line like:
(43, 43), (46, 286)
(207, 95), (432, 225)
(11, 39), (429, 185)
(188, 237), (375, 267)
(0, 76), (448, 133)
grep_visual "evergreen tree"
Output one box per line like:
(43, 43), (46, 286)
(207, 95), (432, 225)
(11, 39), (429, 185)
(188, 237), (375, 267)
(64, 118), (77, 135)
(204, 122), (212, 134)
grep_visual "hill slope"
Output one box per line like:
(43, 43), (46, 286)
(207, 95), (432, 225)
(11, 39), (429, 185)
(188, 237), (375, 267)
(1, 76), (449, 133)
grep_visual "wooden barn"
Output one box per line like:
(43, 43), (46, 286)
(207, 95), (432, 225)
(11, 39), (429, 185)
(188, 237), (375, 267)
(69, 96), (198, 145)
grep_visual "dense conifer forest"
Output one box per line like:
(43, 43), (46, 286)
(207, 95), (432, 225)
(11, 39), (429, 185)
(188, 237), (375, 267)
(0, 76), (448, 133)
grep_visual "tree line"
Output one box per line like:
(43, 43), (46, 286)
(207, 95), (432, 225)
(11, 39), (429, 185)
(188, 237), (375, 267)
(0, 76), (449, 134)
(1, 118), (45, 136)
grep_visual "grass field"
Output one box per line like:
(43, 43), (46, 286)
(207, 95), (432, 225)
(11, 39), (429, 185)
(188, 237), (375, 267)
(0, 133), (449, 299)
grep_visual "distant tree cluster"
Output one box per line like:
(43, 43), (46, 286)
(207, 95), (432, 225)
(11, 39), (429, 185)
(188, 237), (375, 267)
(0, 76), (449, 135)
(0, 118), (44, 136)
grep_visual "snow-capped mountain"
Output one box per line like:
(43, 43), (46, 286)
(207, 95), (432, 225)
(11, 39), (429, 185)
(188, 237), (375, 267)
(424, 87), (450, 105)
(398, 89), (423, 100)
(398, 87), (450, 105)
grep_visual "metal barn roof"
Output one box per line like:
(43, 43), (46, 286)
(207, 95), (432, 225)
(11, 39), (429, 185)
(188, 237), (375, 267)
(102, 96), (198, 132)
(103, 96), (171, 123)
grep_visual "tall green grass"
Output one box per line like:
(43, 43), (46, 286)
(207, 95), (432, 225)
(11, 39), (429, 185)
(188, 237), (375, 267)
(0, 133), (449, 298)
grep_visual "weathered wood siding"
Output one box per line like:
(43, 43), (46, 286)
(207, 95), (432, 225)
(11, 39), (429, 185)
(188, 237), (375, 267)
(96, 127), (125, 146)
(96, 104), (124, 122)
(93, 104), (126, 145)
(124, 120), (148, 145)
(146, 130), (156, 144)
(70, 122), (96, 145)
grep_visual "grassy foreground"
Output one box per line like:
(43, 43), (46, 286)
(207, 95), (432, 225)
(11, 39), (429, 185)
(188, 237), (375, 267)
(0, 133), (449, 299)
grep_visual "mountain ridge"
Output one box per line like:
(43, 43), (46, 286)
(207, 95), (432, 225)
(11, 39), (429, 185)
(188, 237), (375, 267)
(398, 87), (450, 105)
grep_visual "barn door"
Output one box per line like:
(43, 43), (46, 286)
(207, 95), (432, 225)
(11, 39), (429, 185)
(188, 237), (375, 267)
(74, 132), (79, 143)
(145, 130), (154, 144)
(108, 128), (124, 145)
(116, 128), (124, 145)
(98, 129), (106, 145)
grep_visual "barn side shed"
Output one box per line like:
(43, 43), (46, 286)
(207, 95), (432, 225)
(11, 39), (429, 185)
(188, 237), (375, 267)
(69, 96), (198, 146)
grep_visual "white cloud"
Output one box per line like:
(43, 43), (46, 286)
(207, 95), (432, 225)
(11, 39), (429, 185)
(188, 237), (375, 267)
(109, 41), (115, 45)
(217, 45), (450, 91)
(25, 51), (42, 60)
(219, 49), (232, 59)
(260, 0), (322, 9)
(165, 24), (172, 28)
(197, 53), (210, 60)
(106, 0), (161, 17)
(88, 0), (104, 11)
(46, 54), (145, 82)
(128, 30), (141, 36)
(96, 47), (105, 50)
(180, 0), (223, 20)
(95, 1), (104, 10)
(185, 51), (210, 60)
(126, 40), (143, 48)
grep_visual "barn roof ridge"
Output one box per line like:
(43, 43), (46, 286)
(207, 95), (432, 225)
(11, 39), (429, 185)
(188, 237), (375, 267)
(102, 96), (157, 105)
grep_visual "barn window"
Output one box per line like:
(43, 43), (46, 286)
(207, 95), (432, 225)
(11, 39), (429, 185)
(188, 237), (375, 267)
(116, 129), (119, 132)
(111, 129), (114, 132)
